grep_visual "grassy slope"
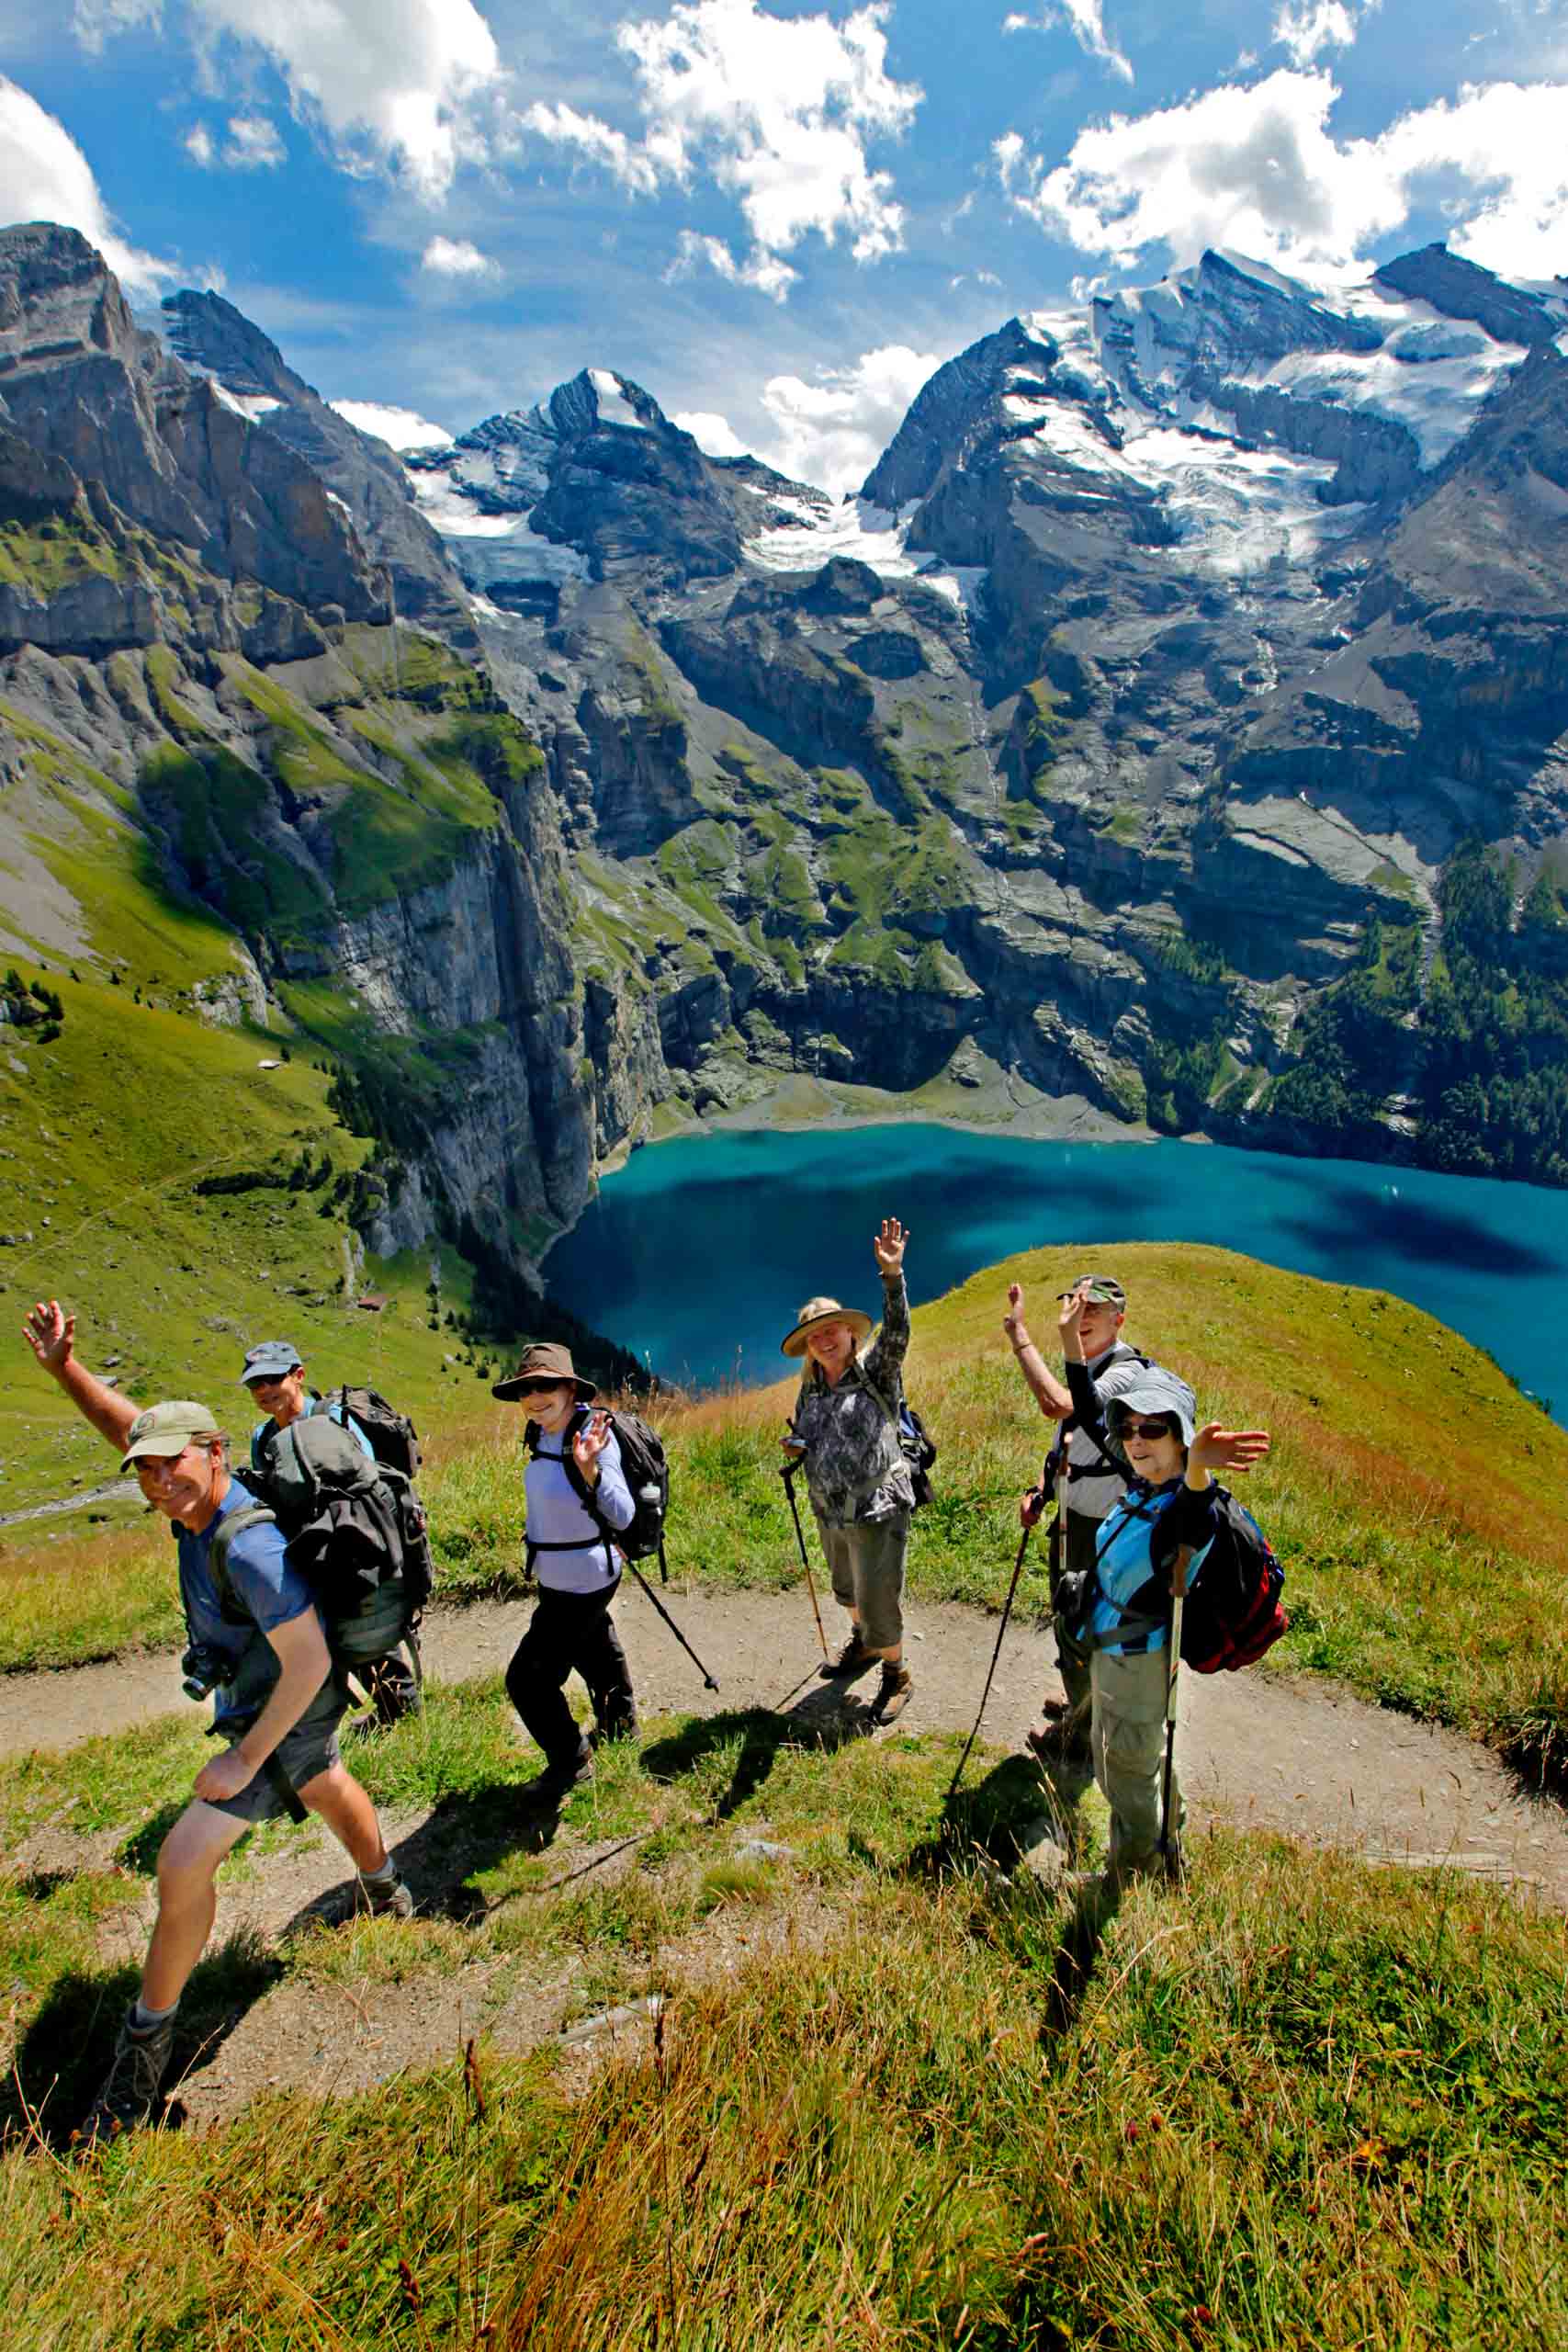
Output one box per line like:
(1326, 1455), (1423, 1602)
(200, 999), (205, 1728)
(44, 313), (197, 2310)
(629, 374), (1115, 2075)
(0, 609), (556, 1537)
(7, 1241), (1568, 1781)
(0, 965), (502, 1533)
(1, 1679), (1564, 2348)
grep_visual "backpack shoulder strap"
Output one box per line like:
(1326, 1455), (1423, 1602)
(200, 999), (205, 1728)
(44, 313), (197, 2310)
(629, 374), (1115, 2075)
(857, 1362), (904, 1432)
(209, 1503), (278, 1617)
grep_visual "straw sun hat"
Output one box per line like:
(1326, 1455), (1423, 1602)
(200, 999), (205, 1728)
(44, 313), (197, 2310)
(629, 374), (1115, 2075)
(781, 1296), (874, 1359)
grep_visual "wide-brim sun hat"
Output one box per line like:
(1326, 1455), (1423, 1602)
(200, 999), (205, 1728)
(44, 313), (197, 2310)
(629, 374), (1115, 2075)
(491, 1341), (597, 1402)
(1109, 1367), (1197, 1448)
(781, 1295), (874, 1359)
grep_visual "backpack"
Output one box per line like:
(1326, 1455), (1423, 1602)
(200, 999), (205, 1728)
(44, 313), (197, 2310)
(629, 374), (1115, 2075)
(333, 1385), (423, 1479)
(1172, 1486), (1288, 1674)
(1063, 1483), (1286, 1674)
(526, 1405), (671, 1577)
(239, 1416), (433, 1659)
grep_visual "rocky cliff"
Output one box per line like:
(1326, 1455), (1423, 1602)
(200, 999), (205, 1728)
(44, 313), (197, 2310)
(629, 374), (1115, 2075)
(6, 216), (1568, 1261)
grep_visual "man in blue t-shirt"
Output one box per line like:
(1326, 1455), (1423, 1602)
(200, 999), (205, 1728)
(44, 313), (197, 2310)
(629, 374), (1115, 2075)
(21, 1300), (414, 2142)
(241, 1339), (420, 1724)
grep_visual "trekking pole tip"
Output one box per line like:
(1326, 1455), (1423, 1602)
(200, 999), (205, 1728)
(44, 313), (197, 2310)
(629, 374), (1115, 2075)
(704, 1675), (720, 1690)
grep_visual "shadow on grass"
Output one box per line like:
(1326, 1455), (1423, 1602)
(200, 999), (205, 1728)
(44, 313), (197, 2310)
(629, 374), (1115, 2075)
(273, 1781), (572, 1936)
(4, 1934), (281, 2152)
(641, 1690), (871, 1821)
(904, 1748), (1126, 2047)
(118, 1800), (191, 1876)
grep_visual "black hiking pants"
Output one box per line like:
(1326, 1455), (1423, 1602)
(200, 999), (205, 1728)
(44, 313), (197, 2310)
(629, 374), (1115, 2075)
(505, 1578), (637, 1769)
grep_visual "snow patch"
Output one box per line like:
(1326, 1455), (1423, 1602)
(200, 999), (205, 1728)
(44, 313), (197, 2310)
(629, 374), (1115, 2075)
(589, 368), (651, 432)
(407, 472), (520, 538)
(210, 382), (281, 422)
(746, 496), (932, 576)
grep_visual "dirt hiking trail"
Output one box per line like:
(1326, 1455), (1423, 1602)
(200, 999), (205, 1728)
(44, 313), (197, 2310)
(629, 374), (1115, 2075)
(6, 1586), (1566, 2132)
(6, 1582), (1563, 1896)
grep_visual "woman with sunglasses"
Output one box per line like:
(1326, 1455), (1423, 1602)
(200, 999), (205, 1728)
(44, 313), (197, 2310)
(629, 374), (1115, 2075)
(1055, 1283), (1269, 1880)
(491, 1342), (637, 1802)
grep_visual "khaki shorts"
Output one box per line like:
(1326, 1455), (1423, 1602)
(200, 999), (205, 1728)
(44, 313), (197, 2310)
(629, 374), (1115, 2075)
(816, 1511), (910, 1652)
(208, 1675), (347, 1824)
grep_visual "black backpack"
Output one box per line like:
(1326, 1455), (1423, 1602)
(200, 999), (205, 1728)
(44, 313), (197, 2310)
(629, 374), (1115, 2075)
(1173, 1486), (1288, 1674)
(333, 1385), (423, 1479)
(240, 1416), (434, 1656)
(525, 1405), (671, 1577)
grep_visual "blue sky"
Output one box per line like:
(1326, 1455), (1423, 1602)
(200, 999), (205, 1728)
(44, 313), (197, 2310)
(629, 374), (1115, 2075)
(2, 0), (1565, 489)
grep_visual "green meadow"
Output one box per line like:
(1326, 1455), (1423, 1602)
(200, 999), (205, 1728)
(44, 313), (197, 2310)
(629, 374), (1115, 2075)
(2, 1242), (1568, 2346)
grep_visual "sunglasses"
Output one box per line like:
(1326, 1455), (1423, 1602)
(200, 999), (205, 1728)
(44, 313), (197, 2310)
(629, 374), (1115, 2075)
(517, 1378), (570, 1396)
(1117, 1415), (1178, 1442)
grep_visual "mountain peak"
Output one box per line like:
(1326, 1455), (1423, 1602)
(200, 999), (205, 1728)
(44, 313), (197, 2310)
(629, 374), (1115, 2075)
(0, 220), (142, 369)
(1372, 242), (1554, 347)
(161, 288), (305, 402)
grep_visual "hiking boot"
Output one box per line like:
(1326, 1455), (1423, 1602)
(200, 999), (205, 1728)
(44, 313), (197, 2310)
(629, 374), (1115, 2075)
(77, 2008), (175, 2143)
(867, 1663), (914, 1724)
(590, 1710), (640, 1747)
(524, 1747), (593, 1804)
(1026, 1719), (1091, 1765)
(819, 1634), (876, 1681)
(359, 1871), (415, 1920)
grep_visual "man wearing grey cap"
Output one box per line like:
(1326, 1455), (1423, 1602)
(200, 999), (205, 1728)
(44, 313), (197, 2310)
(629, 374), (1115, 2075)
(241, 1340), (419, 1726)
(21, 1299), (412, 2140)
(1003, 1272), (1148, 1759)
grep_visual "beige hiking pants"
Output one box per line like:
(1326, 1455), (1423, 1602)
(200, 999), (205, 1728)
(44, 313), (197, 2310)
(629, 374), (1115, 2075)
(1090, 1645), (1182, 1871)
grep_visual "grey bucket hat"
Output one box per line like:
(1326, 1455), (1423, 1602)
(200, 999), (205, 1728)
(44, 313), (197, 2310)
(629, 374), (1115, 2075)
(1107, 1365), (1197, 1447)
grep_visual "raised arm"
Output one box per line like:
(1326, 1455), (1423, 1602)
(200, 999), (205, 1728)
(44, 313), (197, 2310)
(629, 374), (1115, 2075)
(863, 1216), (910, 1386)
(1002, 1283), (1073, 1420)
(22, 1299), (139, 1453)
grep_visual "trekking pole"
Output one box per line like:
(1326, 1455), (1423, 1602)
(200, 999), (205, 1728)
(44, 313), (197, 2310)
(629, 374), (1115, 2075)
(1161, 1550), (1190, 1867)
(948, 1518), (1034, 1800)
(780, 1462), (829, 1659)
(626, 1558), (719, 1690)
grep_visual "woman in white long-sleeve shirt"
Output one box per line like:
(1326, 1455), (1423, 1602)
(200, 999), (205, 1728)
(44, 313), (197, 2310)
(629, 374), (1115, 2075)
(491, 1341), (637, 1800)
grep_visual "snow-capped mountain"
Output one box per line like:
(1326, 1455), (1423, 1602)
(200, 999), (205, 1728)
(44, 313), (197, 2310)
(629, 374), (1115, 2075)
(9, 220), (1568, 1217)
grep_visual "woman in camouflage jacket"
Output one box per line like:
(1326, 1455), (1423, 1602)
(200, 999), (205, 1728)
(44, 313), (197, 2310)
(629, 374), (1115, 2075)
(782, 1216), (915, 1724)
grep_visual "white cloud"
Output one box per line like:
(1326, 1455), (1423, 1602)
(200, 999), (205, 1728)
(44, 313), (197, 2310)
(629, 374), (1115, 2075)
(71, 0), (161, 54)
(1004, 1), (1133, 85)
(184, 122), (216, 166)
(672, 407), (748, 456)
(0, 75), (170, 291)
(665, 227), (797, 300)
(221, 114), (285, 167)
(420, 233), (498, 276)
(525, 0), (920, 280)
(998, 67), (1568, 279)
(100, 0), (504, 198)
(523, 100), (660, 196)
(753, 342), (938, 493)
(330, 398), (455, 449)
(1272, 1), (1360, 69)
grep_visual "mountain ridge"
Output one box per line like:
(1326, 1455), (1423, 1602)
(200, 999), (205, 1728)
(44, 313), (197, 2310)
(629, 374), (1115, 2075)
(4, 218), (1568, 1329)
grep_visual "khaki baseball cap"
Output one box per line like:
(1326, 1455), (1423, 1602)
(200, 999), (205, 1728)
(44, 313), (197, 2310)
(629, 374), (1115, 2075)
(120, 1400), (221, 1472)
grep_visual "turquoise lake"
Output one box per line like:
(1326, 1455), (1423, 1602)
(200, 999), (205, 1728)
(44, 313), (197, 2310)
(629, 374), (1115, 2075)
(544, 1126), (1568, 1419)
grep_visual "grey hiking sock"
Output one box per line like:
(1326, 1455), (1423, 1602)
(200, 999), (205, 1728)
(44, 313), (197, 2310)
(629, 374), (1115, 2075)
(360, 1854), (399, 1888)
(130, 1996), (178, 2034)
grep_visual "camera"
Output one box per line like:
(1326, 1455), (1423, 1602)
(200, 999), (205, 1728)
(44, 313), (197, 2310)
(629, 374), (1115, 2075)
(180, 1642), (228, 1704)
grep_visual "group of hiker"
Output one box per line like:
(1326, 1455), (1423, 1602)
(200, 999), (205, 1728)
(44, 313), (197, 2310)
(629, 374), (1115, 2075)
(18, 1222), (1272, 2141)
